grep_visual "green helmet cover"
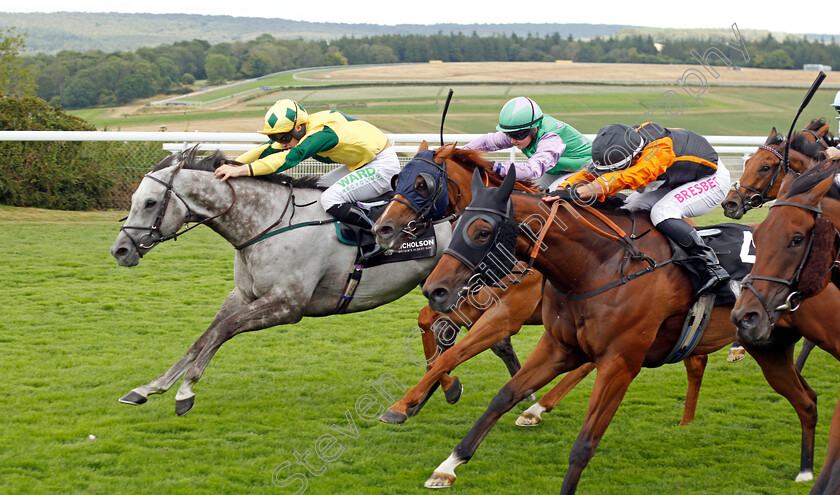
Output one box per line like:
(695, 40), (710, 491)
(496, 97), (544, 132)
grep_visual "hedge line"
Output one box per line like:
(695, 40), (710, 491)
(0, 97), (163, 210)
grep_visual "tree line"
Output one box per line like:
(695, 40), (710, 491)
(9, 30), (840, 109)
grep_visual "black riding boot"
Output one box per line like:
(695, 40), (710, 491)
(326, 203), (382, 259)
(657, 218), (730, 296)
(327, 203), (375, 229)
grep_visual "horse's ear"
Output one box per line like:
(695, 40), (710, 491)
(819, 124), (830, 137)
(766, 127), (778, 144)
(419, 141), (429, 152)
(471, 168), (484, 194)
(435, 143), (456, 162)
(495, 167), (517, 201)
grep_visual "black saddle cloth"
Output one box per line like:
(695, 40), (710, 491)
(668, 223), (755, 306)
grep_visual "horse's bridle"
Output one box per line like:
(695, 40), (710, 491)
(390, 155), (462, 238)
(119, 166), (235, 255)
(731, 142), (787, 212)
(733, 129), (831, 213)
(739, 201), (829, 318)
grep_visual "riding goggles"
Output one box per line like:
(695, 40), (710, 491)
(505, 128), (531, 140)
(269, 132), (295, 144)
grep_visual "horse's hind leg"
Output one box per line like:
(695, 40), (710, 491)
(679, 354), (708, 426)
(743, 337), (816, 482)
(119, 289), (246, 405)
(812, 397), (840, 495)
(795, 338), (816, 372)
(489, 336), (535, 401)
(425, 330), (581, 489)
(516, 363), (595, 426)
(173, 290), (305, 416)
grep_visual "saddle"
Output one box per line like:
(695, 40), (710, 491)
(653, 223), (755, 366)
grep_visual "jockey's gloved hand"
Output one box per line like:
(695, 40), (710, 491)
(547, 186), (576, 202)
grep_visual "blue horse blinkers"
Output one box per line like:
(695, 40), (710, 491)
(394, 149), (449, 222)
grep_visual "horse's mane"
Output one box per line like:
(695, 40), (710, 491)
(784, 159), (837, 198)
(790, 133), (825, 161)
(441, 147), (537, 191)
(152, 147), (325, 190)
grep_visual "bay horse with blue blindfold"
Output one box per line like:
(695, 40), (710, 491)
(417, 167), (835, 493)
(374, 143), (719, 428)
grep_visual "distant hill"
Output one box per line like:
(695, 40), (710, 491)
(0, 12), (828, 55)
(0, 12), (633, 54)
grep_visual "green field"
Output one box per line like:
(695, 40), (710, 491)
(4, 204), (840, 494)
(79, 81), (840, 138)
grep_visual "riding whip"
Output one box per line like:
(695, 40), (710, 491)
(440, 89), (454, 147)
(784, 71), (827, 169)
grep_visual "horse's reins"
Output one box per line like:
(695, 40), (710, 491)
(534, 198), (664, 300)
(120, 168), (236, 255)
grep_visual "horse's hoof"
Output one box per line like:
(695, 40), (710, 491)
(379, 409), (408, 424)
(727, 346), (746, 363)
(795, 470), (813, 482)
(425, 471), (456, 488)
(118, 391), (147, 405)
(444, 377), (462, 405)
(515, 411), (542, 427)
(175, 396), (195, 416)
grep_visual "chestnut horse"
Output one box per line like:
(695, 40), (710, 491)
(723, 127), (840, 370)
(731, 160), (840, 495)
(374, 144), (708, 427)
(419, 169), (831, 493)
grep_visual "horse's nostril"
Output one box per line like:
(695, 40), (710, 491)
(431, 287), (449, 302)
(115, 247), (128, 257)
(378, 225), (393, 237)
(740, 312), (758, 327)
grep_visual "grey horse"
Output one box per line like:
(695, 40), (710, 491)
(110, 148), (452, 416)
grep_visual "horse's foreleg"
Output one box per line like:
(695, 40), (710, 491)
(425, 330), (578, 489)
(174, 291), (304, 416)
(516, 362), (596, 427)
(119, 289), (247, 405)
(679, 354), (708, 426)
(381, 309), (527, 425)
(743, 340), (816, 482)
(560, 356), (642, 495)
